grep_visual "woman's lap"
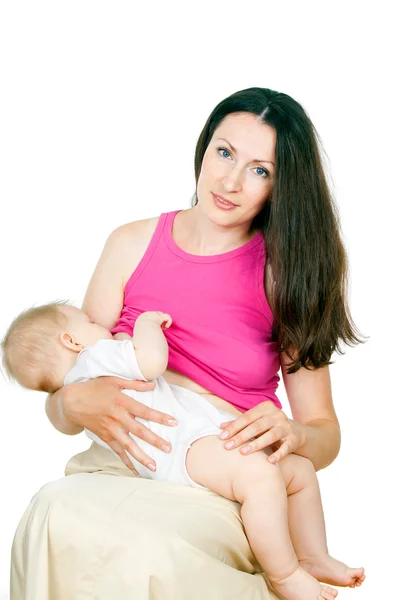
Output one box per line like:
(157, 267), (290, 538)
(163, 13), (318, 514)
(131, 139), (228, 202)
(11, 443), (279, 600)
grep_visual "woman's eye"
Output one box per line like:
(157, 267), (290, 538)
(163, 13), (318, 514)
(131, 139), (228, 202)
(254, 166), (269, 178)
(218, 147), (269, 178)
(218, 147), (231, 159)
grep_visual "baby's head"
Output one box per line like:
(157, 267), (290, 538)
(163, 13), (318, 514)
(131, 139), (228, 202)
(1, 302), (112, 393)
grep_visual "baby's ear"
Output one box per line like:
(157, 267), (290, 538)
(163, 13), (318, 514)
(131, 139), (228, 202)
(60, 332), (83, 353)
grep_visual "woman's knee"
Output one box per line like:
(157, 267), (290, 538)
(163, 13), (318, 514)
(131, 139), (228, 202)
(31, 475), (84, 507)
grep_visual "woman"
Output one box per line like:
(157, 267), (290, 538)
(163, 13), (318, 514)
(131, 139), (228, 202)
(11, 87), (363, 600)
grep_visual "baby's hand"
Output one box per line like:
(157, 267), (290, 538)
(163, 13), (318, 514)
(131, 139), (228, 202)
(138, 311), (172, 330)
(158, 312), (172, 330)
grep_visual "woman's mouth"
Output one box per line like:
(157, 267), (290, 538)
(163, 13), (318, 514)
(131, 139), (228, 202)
(212, 193), (238, 210)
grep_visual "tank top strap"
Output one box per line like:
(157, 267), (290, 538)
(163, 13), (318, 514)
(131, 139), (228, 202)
(162, 209), (181, 234)
(123, 211), (173, 296)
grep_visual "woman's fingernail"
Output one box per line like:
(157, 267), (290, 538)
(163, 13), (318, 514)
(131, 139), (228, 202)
(225, 441), (235, 449)
(168, 419), (178, 426)
(241, 445), (251, 454)
(220, 431), (229, 439)
(147, 463), (156, 472)
(162, 444), (171, 453)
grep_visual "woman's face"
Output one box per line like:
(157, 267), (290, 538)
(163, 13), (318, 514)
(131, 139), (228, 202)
(196, 112), (276, 228)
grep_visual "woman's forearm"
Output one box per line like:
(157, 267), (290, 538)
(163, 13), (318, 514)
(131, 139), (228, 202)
(45, 386), (84, 435)
(290, 418), (341, 471)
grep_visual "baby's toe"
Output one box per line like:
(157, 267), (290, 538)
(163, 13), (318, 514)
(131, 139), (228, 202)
(318, 592), (335, 600)
(347, 567), (364, 585)
(320, 584), (338, 598)
(352, 567), (365, 586)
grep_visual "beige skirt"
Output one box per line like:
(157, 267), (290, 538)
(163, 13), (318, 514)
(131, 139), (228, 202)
(11, 442), (281, 600)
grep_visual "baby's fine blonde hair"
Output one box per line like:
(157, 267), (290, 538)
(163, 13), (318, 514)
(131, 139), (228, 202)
(1, 300), (70, 393)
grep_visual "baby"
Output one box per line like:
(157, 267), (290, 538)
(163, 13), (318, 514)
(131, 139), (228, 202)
(2, 302), (365, 600)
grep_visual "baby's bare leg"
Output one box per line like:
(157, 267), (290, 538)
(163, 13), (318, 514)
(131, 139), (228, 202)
(278, 454), (365, 589)
(277, 453), (329, 560)
(186, 435), (337, 600)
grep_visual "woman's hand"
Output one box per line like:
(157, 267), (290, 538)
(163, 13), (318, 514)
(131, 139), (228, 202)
(63, 377), (178, 474)
(219, 401), (304, 464)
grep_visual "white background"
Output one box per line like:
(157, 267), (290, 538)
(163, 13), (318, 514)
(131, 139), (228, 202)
(0, 2), (399, 599)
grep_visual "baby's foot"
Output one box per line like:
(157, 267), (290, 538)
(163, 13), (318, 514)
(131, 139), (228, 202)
(300, 554), (365, 588)
(271, 565), (338, 600)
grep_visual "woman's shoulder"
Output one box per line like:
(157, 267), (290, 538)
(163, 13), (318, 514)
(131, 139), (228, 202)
(110, 215), (160, 244)
(103, 215), (161, 259)
(103, 215), (162, 287)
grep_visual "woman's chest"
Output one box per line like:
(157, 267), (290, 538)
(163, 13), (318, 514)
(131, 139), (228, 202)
(124, 294), (277, 389)
(121, 244), (277, 388)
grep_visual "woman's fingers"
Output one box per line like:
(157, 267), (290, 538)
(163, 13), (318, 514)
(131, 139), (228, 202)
(219, 402), (276, 440)
(219, 414), (250, 440)
(234, 428), (285, 455)
(267, 439), (293, 463)
(113, 377), (156, 392)
(105, 379), (179, 429)
(111, 427), (158, 472)
(120, 393), (178, 428)
(220, 417), (271, 448)
(107, 439), (140, 474)
(232, 425), (278, 451)
(74, 377), (180, 470)
(119, 410), (173, 455)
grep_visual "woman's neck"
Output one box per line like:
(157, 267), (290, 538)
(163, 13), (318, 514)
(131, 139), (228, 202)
(174, 206), (257, 256)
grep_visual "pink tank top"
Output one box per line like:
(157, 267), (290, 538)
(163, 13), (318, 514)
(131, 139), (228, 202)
(111, 210), (281, 412)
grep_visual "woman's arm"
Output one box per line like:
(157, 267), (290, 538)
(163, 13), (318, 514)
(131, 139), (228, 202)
(267, 264), (341, 470)
(46, 226), (131, 435)
(45, 385), (84, 435)
(45, 219), (180, 472)
(45, 225), (134, 433)
(218, 267), (341, 471)
(281, 353), (341, 471)
(218, 350), (341, 472)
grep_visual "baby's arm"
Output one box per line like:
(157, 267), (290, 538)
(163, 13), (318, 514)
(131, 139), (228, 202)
(113, 332), (132, 341)
(132, 311), (172, 380)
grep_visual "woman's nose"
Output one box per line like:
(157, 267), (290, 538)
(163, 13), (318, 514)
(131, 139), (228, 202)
(222, 166), (243, 192)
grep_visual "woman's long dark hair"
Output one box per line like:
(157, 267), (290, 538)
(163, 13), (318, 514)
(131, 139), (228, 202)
(192, 87), (366, 373)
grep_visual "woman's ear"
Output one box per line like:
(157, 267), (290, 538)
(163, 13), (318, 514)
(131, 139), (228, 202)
(60, 332), (83, 353)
